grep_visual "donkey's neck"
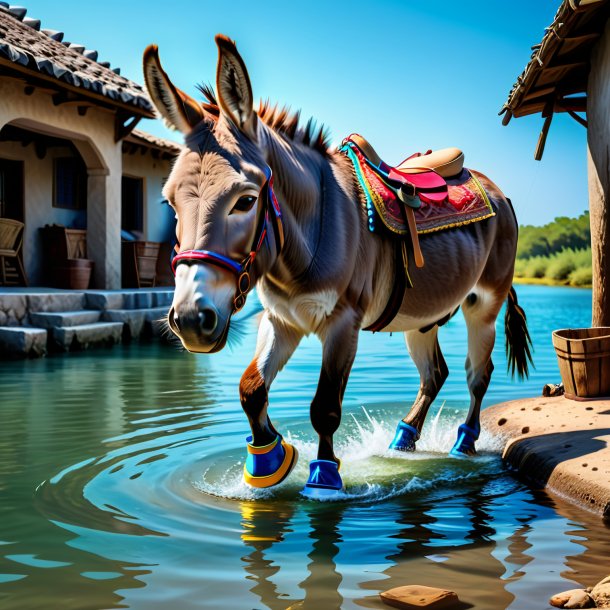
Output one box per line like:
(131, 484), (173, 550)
(260, 126), (327, 279)
(262, 127), (324, 214)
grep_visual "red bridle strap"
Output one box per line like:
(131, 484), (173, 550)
(171, 166), (283, 313)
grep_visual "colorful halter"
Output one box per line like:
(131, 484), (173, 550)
(171, 165), (284, 313)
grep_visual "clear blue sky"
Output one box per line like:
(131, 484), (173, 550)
(22, 0), (587, 226)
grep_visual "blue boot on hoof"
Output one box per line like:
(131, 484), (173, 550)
(301, 459), (343, 499)
(389, 421), (420, 452)
(449, 424), (480, 457)
(243, 435), (298, 488)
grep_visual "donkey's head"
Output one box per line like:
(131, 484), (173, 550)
(143, 36), (281, 353)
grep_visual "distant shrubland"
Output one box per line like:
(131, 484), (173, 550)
(514, 212), (592, 287)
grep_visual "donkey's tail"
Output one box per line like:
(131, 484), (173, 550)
(505, 286), (534, 379)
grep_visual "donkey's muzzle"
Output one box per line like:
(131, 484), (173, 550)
(168, 297), (226, 352)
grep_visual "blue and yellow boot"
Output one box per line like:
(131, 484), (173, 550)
(243, 435), (298, 488)
(388, 421), (420, 452)
(301, 459), (343, 499)
(449, 423), (480, 457)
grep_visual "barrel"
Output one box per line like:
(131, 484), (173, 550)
(54, 258), (94, 290)
(552, 327), (610, 399)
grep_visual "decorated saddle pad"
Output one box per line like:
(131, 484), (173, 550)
(342, 140), (495, 236)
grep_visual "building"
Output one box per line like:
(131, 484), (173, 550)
(0, 3), (181, 289)
(501, 0), (610, 326)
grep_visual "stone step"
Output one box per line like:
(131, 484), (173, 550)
(84, 290), (173, 311)
(102, 306), (170, 339)
(52, 322), (123, 351)
(144, 306), (170, 338)
(0, 326), (47, 358)
(29, 310), (101, 329)
(102, 309), (146, 339)
(26, 292), (86, 313)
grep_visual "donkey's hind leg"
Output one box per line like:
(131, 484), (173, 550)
(389, 326), (448, 452)
(240, 312), (302, 488)
(450, 290), (501, 457)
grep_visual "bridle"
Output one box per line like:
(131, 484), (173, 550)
(171, 165), (284, 313)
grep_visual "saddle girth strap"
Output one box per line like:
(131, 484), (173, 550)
(364, 242), (409, 332)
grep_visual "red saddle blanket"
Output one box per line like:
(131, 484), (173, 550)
(345, 141), (495, 236)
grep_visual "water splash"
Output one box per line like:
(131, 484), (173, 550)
(194, 406), (504, 503)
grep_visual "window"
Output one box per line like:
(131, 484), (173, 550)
(121, 176), (144, 232)
(53, 157), (87, 210)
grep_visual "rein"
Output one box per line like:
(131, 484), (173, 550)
(171, 165), (284, 313)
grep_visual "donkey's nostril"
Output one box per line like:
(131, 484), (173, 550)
(198, 308), (217, 334)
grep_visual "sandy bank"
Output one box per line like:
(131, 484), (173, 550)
(481, 395), (610, 518)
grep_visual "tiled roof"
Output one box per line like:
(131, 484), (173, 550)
(0, 3), (154, 115)
(126, 129), (182, 155)
(502, 0), (609, 122)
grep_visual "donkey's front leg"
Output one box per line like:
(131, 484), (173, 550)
(302, 308), (360, 499)
(241, 312), (302, 488)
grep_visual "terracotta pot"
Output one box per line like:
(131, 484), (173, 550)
(552, 327), (610, 399)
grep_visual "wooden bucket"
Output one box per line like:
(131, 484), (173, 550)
(552, 327), (610, 399)
(54, 258), (94, 290)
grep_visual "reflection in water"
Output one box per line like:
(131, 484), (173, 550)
(299, 504), (345, 610)
(240, 502), (296, 609)
(1, 287), (610, 609)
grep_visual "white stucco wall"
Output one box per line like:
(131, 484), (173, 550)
(0, 76), (122, 288)
(121, 151), (175, 243)
(0, 77), (176, 289)
(0, 140), (86, 284)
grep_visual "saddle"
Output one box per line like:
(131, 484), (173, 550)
(340, 133), (494, 333)
(341, 134), (477, 270)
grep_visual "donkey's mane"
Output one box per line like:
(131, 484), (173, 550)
(196, 83), (330, 156)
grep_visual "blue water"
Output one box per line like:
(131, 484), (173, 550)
(1, 284), (609, 610)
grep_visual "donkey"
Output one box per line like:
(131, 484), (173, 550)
(143, 35), (532, 498)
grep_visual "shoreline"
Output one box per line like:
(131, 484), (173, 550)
(481, 396), (610, 519)
(512, 276), (592, 289)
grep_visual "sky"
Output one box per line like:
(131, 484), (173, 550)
(20, 0), (588, 226)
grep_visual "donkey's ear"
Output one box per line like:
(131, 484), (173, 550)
(214, 35), (256, 138)
(143, 45), (205, 133)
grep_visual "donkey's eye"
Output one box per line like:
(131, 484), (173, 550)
(230, 195), (257, 214)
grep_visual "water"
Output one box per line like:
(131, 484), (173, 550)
(1, 284), (609, 610)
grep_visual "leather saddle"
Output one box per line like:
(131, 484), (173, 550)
(348, 133), (464, 190)
(341, 134), (465, 269)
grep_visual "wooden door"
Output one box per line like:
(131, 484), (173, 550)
(0, 158), (24, 221)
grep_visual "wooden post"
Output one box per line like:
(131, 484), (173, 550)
(587, 20), (610, 327)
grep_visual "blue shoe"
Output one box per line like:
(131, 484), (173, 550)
(389, 421), (420, 452)
(449, 424), (480, 457)
(301, 459), (343, 499)
(243, 435), (298, 488)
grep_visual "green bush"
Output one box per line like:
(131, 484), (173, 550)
(513, 258), (528, 277)
(545, 251), (576, 280)
(524, 256), (548, 278)
(514, 246), (592, 285)
(568, 266), (593, 286)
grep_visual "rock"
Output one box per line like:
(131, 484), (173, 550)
(380, 585), (460, 609)
(564, 589), (595, 609)
(550, 590), (589, 608)
(592, 575), (610, 607)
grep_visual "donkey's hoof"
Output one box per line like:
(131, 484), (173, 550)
(389, 421), (420, 452)
(243, 435), (298, 488)
(449, 424), (479, 457)
(301, 459), (343, 499)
